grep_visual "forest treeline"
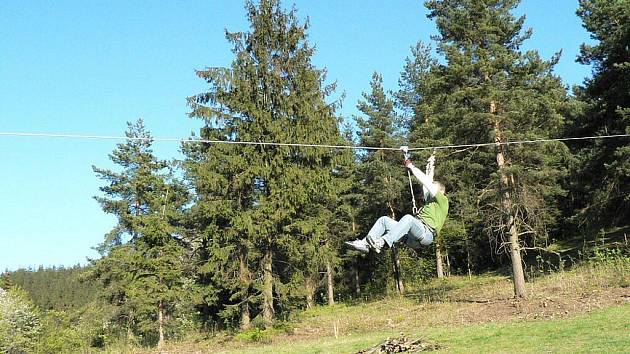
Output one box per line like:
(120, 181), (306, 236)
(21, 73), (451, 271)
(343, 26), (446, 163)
(1, 0), (628, 352)
(1, 266), (99, 311)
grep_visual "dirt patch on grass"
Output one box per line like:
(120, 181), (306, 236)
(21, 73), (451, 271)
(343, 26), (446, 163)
(446, 285), (628, 324)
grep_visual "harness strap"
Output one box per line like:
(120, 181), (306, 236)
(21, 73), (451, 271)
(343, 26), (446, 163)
(407, 169), (419, 215)
(401, 146), (420, 215)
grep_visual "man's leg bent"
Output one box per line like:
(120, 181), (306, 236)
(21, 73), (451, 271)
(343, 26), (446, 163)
(366, 216), (398, 240)
(406, 218), (434, 247)
(382, 215), (433, 247)
(347, 216), (399, 254)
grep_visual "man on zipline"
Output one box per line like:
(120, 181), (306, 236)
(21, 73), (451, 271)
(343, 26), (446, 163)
(346, 152), (449, 254)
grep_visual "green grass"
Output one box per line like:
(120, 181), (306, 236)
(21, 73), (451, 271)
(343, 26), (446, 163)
(105, 258), (629, 354)
(430, 304), (630, 354)
(227, 304), (630, 354)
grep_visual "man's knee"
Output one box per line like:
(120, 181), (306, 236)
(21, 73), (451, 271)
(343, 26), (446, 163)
(378, 216), (394, 224)
(420, 232), (433, 246)
(400, 214), (416, 223)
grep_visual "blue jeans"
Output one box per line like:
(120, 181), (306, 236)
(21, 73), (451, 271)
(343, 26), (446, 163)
(367, 215), (434, 249)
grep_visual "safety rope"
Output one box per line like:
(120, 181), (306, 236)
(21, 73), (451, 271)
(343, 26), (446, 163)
(407, 169), (419, 215)
(401, 146), (419, 215)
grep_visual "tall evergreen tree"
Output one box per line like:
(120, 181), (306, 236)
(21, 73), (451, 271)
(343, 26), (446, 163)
(424, 0), (569, 297)
(181, 127), (257, 329)
(397, 41), (457, 277)
(569, 0), (630, 227)
(187, 0), (350, 327)
(356, 72), (408, 294)
(91, 119), (189, 347)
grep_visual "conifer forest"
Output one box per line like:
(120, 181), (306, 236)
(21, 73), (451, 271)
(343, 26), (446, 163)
(1, 0), (629, 353)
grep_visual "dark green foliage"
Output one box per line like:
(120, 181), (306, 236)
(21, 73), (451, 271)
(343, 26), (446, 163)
(356, 72), (406, 221)
(3, 266), (99, 311)
(185, 0), (352, 328)
(423, 0), (570, 265)
(0, 272), (12, 290)
(353, 72), (416, 293)
(569, 0), (630, 227)
(91, 119), (190, 345)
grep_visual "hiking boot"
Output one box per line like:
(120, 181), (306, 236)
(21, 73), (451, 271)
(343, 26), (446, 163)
(365, 235), (385, 253)
(344, 239), (369, 254)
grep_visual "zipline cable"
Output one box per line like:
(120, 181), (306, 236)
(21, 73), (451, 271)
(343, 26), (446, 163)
(0, 131), (629, 151)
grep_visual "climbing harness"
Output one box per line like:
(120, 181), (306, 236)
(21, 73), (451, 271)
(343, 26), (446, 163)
(401, 146), (419, 215)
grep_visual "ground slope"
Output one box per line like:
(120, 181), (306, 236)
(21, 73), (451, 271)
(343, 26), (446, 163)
(109, 258), (628, 354)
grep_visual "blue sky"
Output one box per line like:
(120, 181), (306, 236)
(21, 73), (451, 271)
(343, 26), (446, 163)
(0, 1), (593, 271)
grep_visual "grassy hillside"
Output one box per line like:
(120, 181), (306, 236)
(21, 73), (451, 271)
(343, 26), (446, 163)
(100, 255), (628, 353)
(219, 305), (629, 354)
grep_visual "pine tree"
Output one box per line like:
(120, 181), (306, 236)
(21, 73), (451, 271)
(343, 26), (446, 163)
(0, 272), (13, 290)
(397, 40), (440, 143)
(337, 126), (366, 299)
(356, 72), (409, 294)
(187, 0), (349, 327)
(424, 0), (570, 297)
(91, 119), (189, 347)
(569, 0), (630, 227)
(396, 40), (457, 278)
(181, 127), (256, 329)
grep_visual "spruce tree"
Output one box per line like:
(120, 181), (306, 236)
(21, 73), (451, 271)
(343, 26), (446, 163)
(0, 272), (12, 290)
(91, 119), (189, 347)
(187, 0), (349, 327)
(397, 41), (457, 278)
(424, 0), (570, 297)
(570, 0), (630, 227)
(356, 72), (408, 294)
(181, 127), (256, 329)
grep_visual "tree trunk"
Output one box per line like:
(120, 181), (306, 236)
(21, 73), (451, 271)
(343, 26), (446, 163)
(126, 313), (134, 342)
(445, 248), (451, 277)
(262, 249), (274, 327)
(157, 300), (165, 350)
(435, 241), (444, 278)
(326, 261), (335, 306)
(493, 102), (527, 298)
(387, 206), (405, 294)
(391, 245), (405, 294)
(241, 301), (251, 330)
(507, 214), (526, 297)
(354, 259), (361, 296)
(305, 274), (316, 309)
(239, 252), (251, 330)
(466, 235), (472, 279)
(352, 219), (361, 297)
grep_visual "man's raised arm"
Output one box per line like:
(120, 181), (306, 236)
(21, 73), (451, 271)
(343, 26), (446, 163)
(405, 160), (438, 197)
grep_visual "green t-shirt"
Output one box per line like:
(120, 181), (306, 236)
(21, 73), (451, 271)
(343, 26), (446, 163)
(419, 192), (449, 234)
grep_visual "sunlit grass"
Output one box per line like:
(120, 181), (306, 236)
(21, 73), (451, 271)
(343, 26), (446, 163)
(224, 304), (629, 354)
(101, 258), (629, 354)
